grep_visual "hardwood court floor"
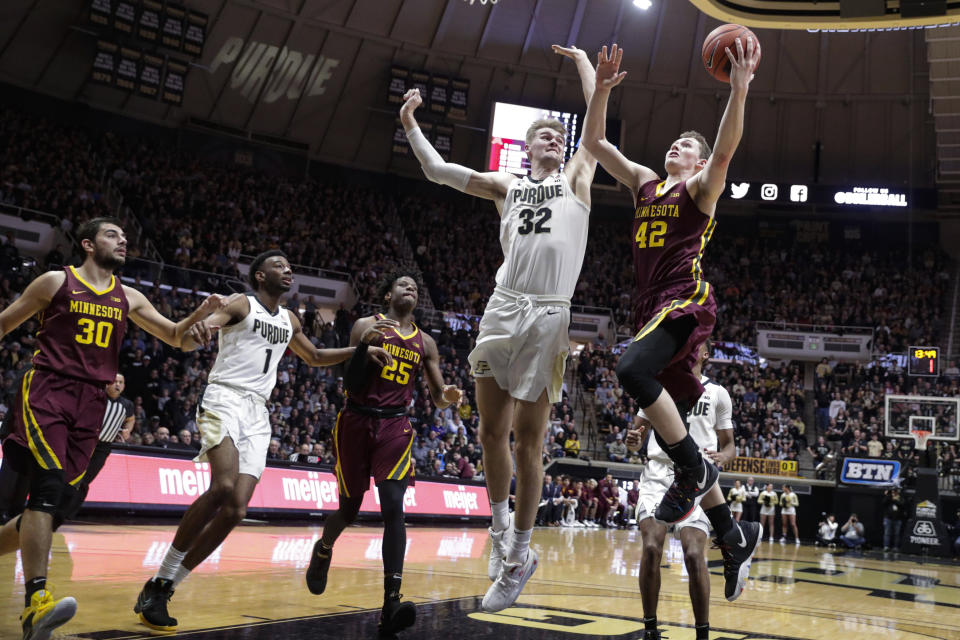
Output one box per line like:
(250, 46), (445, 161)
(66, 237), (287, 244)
(1, 523), (957, 639)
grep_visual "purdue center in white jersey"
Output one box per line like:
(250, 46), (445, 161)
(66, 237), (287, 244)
(468, 172), (590, 403)
(197, 295), (294, 478)
(636, 376), (733, 534)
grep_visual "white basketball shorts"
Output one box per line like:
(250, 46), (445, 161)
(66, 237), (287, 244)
(635, 458), (711, 537)
(468, 285), (570, 403)
(195, 383), (272, 479)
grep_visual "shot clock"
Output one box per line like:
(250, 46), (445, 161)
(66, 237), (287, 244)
(908, 346), (940, 377)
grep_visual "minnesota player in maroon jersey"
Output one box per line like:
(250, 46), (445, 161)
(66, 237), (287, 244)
(0, 217), (224, 640)
(306, 271), (462, 635)
(582, 41), (762, 606)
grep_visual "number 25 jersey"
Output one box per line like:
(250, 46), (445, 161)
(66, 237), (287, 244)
(350, 315), (424, 409)
(208, 295), (293, 401)
(496, 172), (590, 299)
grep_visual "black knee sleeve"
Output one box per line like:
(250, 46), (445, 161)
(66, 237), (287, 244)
(53, 484), (83, 531)
(26, 468), (65, 515)
(615, 353), (663, 408)
(617, 318), (696, 408)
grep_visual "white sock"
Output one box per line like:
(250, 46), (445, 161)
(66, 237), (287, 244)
(491, 500), (510, 533)
(156, 546), (186, 581)
(172, 565), (192, 588)
(507, 528), (531, 564)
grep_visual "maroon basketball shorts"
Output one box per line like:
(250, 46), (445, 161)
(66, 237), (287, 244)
(7, 368), (106, 484)
(633, 279), (717, 404)
(333, 407), (415, 498)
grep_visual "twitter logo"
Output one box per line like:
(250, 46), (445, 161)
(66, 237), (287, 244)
(730, 183), (750, 199)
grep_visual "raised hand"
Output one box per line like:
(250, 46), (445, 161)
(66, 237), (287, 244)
(361, 317), (400, 344)
(552, 44), (588, 62)
(726, 36), (760, 92)
(595, 44), (627, 92)
(400, 88), (423, 118)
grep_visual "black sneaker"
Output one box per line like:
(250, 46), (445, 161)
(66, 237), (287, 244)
(654, 457), (719, 524)
(378, 596), (416, 635)
(642, 630), (661, 640)
(133, 577), (177, 632)
(305, 540), (333, 595)
(713, 520), (762, 602)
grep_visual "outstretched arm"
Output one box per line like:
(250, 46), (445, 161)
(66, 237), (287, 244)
(553, 44), (596, 103)
(553, 44), (598, 207)
(287, 311), (392, 368)
(127, 287), (228, 348)
(400, 89), (514, 207)
(689, 36), (761, 215)
(582, 45), (658, 203)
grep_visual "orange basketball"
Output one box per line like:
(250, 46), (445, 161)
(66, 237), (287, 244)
(701, 23), (760, 82)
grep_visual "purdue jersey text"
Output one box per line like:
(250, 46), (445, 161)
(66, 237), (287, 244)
(208, 295), (294, 400)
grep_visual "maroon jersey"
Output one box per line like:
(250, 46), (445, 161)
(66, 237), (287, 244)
(632, 179), (717, 302)
(350, 314), (425, 408)
(33, 267), (129, 384)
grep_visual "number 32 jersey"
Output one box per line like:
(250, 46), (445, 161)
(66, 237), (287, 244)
(496, 172), (590, 298)
(208, 295), (293, 401)
(350, 314), (424, 409)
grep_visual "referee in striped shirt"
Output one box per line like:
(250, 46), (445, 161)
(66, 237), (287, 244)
(64, 373), (135, 517)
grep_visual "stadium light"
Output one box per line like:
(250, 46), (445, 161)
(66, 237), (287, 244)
(633, 0), (652, 9)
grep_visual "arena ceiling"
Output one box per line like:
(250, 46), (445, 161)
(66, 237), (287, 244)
(0, 0), (943, 191)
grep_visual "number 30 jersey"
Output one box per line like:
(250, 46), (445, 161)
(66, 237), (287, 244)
(33, 266), (129, 384)
(496, 172), (590, 299)
(208, 295), (293, 401)
(350, 314), (424, 409)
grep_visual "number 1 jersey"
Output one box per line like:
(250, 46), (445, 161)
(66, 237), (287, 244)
(208, 295), (293, 401)
(350, 314), (424, 409)
(496, 172), (590, 298)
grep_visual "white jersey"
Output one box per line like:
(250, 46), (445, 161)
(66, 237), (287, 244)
(208, 295), (294, 401)
(495, 172), (590, 298)
(640, 375), (733, 469)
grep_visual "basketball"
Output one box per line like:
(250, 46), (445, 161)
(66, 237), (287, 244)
(701, 23), (760, 82)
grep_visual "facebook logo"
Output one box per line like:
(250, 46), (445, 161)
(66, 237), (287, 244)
(790, 185), (809, 202)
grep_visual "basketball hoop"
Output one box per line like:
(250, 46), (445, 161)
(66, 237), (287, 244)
(912, 429), (932, 450)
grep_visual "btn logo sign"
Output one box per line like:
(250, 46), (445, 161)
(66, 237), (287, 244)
(840, 458), (900, 486)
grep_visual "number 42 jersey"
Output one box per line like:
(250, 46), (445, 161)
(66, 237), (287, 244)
(496, 172), (590, 299)
(208, 295), (293, 401)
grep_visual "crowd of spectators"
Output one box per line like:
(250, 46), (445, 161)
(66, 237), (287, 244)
(2, 99), (959, 484)
(808, 358), (960, 486)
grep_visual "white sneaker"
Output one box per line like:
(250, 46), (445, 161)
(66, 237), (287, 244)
(481, 548), (538, 612)
(487, 523), (512, 581)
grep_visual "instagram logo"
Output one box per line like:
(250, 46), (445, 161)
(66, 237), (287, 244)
(760, 184), (778, 201)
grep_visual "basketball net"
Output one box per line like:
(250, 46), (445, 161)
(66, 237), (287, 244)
(912, 429), (932, 450)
